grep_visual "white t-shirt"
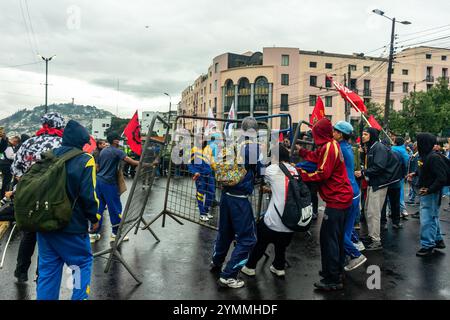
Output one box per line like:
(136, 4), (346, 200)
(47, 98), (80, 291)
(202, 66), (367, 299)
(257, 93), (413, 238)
(263, 162), (297, 233)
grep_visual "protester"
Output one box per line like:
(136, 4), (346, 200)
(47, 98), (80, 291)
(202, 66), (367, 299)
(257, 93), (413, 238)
(296, 118), (352, 291)
(11, 112), (65, 283)
(90, 132), (140, 243)
(355, 127), (402, 251)
(0, 136), (20, 198)
(409, 133), (447, 257)
(332, 121), (367, 272)
(189, 136), (215, 221)
(35, 120), (99, 300)
(93, 139), (106, 171)
(406, 142), (420, 206)
(241, 144), (295, 277)
(210, 116), (260, 289)
(392, 137), (410, 219)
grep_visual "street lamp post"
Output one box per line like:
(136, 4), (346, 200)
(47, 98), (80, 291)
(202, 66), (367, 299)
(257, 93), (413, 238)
(164, 92), (172, 128)
(372, 9), (411, 132)
(38, 55), (56, 114)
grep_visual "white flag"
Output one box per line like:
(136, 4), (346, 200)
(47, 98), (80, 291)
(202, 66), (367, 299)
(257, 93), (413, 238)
(225, 102), (236, 138)
(205, 107), (217, 135)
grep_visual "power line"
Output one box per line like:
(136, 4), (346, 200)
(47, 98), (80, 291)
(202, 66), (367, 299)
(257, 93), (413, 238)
(398, 23), (450, 37)
(24, 0), (40, 54)
(0, 61), (41, 69)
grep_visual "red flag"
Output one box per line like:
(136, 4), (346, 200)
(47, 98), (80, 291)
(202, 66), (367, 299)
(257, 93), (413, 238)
(83, 135), (97, 154)
(123, 111), (142, 156)
(279, 132), (284, 142)
(310, 96), (325, 125)
(368, 115), (382, 131)
(327, 75), (367, 114)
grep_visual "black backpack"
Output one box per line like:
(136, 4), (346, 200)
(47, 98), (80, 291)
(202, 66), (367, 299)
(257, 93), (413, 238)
(274, 163), (313, 232)
(436, 153), (450, 186)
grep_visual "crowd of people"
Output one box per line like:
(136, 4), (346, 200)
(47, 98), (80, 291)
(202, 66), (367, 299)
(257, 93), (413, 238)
(0, 113), (449, 298)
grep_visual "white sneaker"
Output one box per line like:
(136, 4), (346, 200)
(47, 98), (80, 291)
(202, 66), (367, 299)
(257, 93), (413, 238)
(89, 233), (101, 243)
(199, 215), (210, 222)
(269, 265), (286, 277)
(241, 266), (256, 276)
(206, 213), (213, 219)
(218, 277), (245, 288)
(354, 241), (366, 252)
(110, 234), (129, 242)
(344, 254), (367, 272)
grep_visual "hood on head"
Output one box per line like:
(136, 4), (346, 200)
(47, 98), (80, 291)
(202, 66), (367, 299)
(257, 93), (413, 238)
(416, 133), (437, 158)
(311, 118), (333, 146)
(62, 120), (90, 149)
(364, 127), (380, 147)
(41, 112), (65, 129)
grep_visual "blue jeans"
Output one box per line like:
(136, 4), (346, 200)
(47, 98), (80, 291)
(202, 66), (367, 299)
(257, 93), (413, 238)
(420, 192), (443, 249)
(443, 186), (450, 197)
(399, 179), (406, 213)
(408, 183), (417, 202)
(344, 195), (361, 258)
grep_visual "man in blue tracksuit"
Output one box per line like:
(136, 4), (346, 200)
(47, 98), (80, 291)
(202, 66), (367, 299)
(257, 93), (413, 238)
(189, 137), (215, 222)
(333, 121), (367, 272)
(37, 120), (100, 300)
(211, 117), (260, 289)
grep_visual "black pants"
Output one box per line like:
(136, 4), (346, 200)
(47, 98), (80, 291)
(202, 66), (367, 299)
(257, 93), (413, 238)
(320, 207), (348, 283)
(15, 231), (37, 276)
(381, 187), (401, 225)
(0, 165), (13, 198)
(246, 221), (294, 270)
(306, 183), (319, 214)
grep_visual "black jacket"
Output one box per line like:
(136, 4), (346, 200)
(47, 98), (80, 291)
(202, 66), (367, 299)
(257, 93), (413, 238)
(417, 133), (447, 194)
(363, 141), (402, 191)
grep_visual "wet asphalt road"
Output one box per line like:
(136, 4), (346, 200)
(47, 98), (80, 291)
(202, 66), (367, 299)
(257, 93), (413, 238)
(1, 178), (449, 300)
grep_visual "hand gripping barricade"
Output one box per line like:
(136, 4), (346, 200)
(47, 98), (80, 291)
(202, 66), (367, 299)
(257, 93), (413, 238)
(93, 114), (170, 284)
(140, 114), (293, 237)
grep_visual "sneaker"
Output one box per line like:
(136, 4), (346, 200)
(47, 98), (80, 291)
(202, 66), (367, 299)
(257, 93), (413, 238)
(206, 213), (214, 219)
(435, 240), (446, 249)
(416, 247), (434, 257)
(354, 241), (366, 252)
(89, 233), (101, 243)
(354, 223), (361, 230)
(110, 234), (129, 242)
(392, 223), (403, 229)
(401, 211), (409, 220)
(241, 266), (256, 276)
(411, 212), (420, 219)
(365, 241), (383, 251)
(314, 280), (344, 291)
(218, 277), (245, 289)
(269, 265), (286, 277)
(199, 215), (210, 222)
(344, 255), (367, 272)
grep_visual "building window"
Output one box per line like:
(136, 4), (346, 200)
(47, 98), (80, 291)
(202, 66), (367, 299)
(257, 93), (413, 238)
(309, 61), (317, 68)
(442, 55), (447, 61)
(325, 63), (333, 69)
(443, 68), (448, 78)
(102, 124), (106, 128)
(390, 100), (394, 109)
(281, 55), (289, 66)
(349, 65), (357, 71)
(309, 95), (317, 106)
(426, 54), (432, 59)
(238, 77), (251, 113)
(402, 69), (409, 75)
(325, 77), (332, 88)
(350, 78), (357, 91)
(209, 84), (212, 94)
(281, 74), (289, 85)
(214, 80), (218, 91)
(310, 75), (317, 87)
(280, 116), (288, 130)
(390, 68), (394, 74)
(325, 96), (332, 108)
(363, 98), (371, 105)
(390, 81), (395, 92)
(254, 76), (269, 113)
(403, 82), (409, 93)
(363, 66), (371, 72)
(214, 63), (218, 73)
(106, 124), (110, 127)
(427, 84), (433, 91)
(281, 94), (289, 111)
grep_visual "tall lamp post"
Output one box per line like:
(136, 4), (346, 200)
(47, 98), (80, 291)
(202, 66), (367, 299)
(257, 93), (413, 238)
(38, 55), (56, 114)
(164, 92), (172, 128)
(372, 9), (411, 132)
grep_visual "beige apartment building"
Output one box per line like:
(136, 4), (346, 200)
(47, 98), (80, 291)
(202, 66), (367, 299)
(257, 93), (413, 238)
(179, 46), (450, 131)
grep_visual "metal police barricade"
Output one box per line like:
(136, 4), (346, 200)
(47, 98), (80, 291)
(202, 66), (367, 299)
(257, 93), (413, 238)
(141, 114), (292, 239)
(93, 114), (170, 283)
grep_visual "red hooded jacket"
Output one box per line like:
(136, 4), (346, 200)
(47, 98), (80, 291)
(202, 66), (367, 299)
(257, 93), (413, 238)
(297, 118), (353, 209)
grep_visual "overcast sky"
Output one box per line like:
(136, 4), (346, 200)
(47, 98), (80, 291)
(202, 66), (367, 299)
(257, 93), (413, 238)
(1, 0), (449, 119)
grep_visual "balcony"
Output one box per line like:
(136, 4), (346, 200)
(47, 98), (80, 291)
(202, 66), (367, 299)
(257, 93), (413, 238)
(350, 88), (358, 94)
(254, 105), (268, 113)
(426, 75), (434, 82)
(363, 89), (372, 97)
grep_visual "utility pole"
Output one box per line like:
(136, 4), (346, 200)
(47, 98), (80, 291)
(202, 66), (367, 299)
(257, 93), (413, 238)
(384, 17), (396, 132)
(38, 55), (56, 114)
(346, 65), (352, 122)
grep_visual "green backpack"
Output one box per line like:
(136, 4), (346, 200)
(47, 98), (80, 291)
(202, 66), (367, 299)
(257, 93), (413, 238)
(14, 149), (84, 232)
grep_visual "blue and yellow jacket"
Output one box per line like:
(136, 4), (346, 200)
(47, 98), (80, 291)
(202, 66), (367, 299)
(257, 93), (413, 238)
(188, 145), (214, 176)
(53, 120), (99, 234)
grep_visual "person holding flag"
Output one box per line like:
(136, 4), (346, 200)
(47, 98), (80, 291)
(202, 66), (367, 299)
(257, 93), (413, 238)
(224, 102), (236, 139)
(90, 113), (141, 243)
